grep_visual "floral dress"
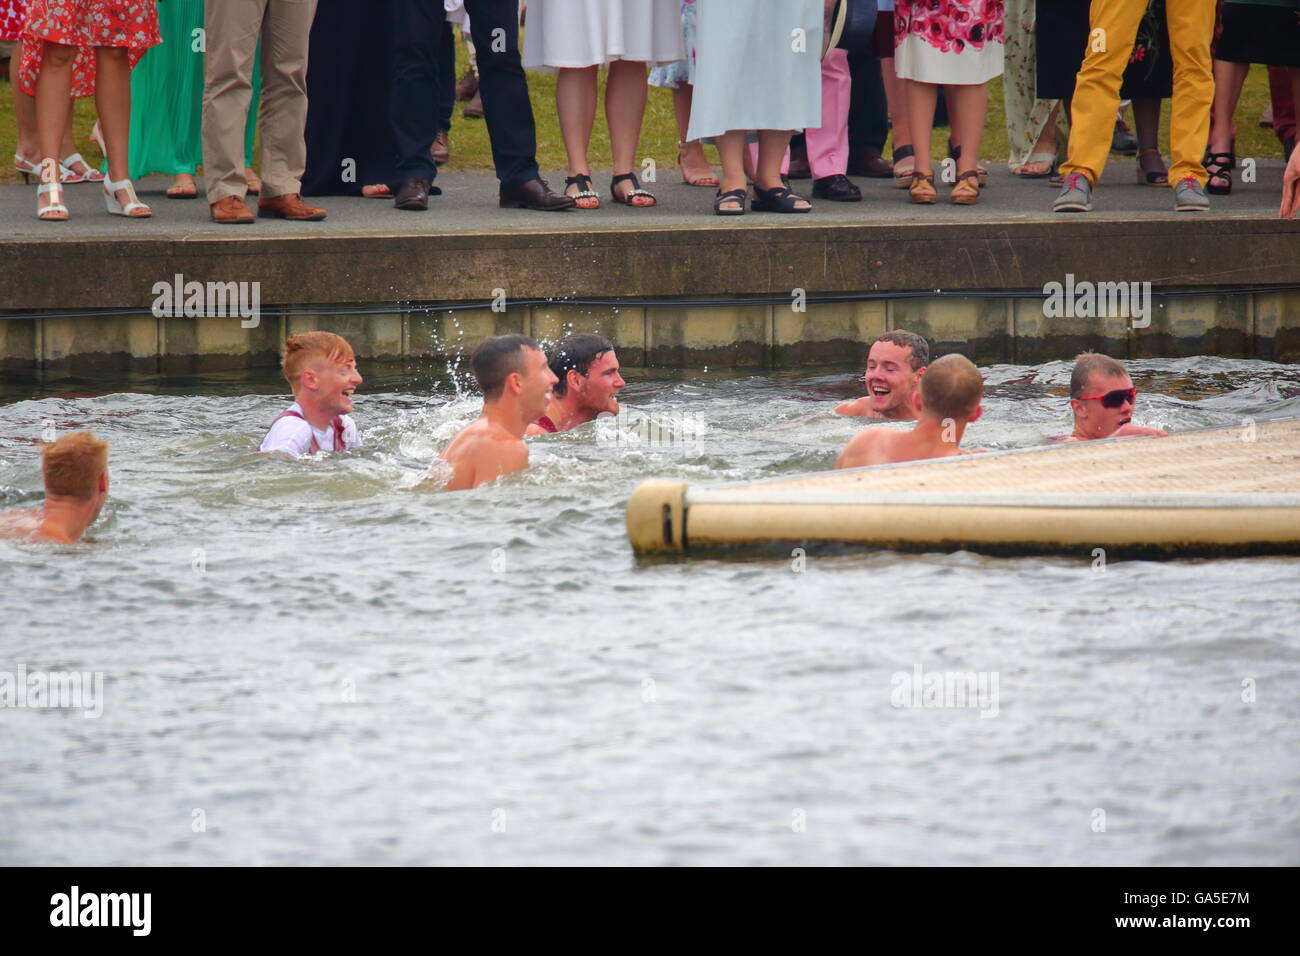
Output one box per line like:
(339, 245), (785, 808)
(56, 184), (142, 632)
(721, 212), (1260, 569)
(19, 0), (161, 98)
(895, 0), (1005, 85)
(649, 0), (697, 88)
(1, 0), (27, 41)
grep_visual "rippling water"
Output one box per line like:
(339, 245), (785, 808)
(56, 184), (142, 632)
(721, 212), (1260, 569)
(2, 357), (1298, 865)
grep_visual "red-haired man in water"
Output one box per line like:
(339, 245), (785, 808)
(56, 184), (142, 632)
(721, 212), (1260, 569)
(1062, 353), (1168, 442)
(260, 332), (363, 455)
(0, 433), (109, 543)
(526, 333), (626, 435)
(439, 335), (558, 490)
(836, 354), (985, 468)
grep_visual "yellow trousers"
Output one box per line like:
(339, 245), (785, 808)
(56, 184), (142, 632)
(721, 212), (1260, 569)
(1060, 0), (1216, 188)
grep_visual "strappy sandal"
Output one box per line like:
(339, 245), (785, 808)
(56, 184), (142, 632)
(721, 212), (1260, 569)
(37, 175), (69, 222)
(714, 187), (746, 216)
(950, 169), (981, 205)
(751, 183), (811, 213)
(1013, 151), (1057, 178)
(908, 170), (936, 204)
(1135, 148), (1168, 187)
(60, 152), (104, 184)
(565, 173), (601, 209)
(610, 171), (655, 207)
(948, 141), (987, 186)
(892, 144), (915, 189)
(1204, 150), (1234, 195)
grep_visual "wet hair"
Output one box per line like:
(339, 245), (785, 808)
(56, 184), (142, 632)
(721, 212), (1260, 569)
(472, 334), (541, 400)
(920, 354), (983, 422)
(1070, 352), (1127, 399)
(282, 332), (355, 390)
(549, 334), (613, 397)
(42, 432), (108, 500)
(872, 330), (929, 371)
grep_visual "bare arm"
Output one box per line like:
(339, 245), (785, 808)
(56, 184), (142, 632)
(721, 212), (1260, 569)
(834, 396), (870, 417)
(1112, 423), (1169, 438)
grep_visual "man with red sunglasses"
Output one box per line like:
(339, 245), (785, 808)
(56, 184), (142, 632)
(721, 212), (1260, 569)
(1064, 353), (1168, 442)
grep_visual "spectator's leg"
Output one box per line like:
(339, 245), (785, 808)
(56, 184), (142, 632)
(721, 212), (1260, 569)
(203, 0), (264, 204)
(1164, 0), (1216, 188)
(257, 0), (317, 198)
(466, 0), (539, 187)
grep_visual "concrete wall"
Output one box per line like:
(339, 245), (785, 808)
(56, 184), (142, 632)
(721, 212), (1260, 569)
(3, 290), (1298, 374)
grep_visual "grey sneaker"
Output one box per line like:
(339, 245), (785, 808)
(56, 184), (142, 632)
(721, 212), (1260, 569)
(1053, 172), (1093, 212)
(1174, 176), (1209, 212)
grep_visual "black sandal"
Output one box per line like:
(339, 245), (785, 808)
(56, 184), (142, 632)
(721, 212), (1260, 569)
(714, 187), (746, 216)
(564, 173), (600, 209)
(751, 184), (811, 213)
(610, 171), (656, 206)
(1203, 151), (1234, 196)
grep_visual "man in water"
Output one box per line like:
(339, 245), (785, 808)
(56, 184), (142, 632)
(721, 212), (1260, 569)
(1062, 353), (1168, 442)
(260, 332), (363, 455)
(439, 335), (558, 491)
(834, 330), (929, 420)
(526, 333), (626, 435)
(0, 433), (109, 544)
(836, 354), (984, 468)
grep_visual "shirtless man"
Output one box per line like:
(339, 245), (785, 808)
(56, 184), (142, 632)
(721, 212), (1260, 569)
(1063, 353), (1168, 442)
(439, 335), (558, 491)
(834, 330), (929, 420)
(526, 333), (626, 435)
(0, 433), (109, 544)
(836, 354), (984, 468)
(260, 331), (363, 456)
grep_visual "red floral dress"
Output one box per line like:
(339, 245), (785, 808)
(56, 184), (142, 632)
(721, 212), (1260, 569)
(19, 0), (161, 98)
(894, 0), (1005, 84)
(0, 0), (28, 41)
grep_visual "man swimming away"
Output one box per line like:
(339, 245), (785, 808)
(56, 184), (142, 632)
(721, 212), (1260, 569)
(836, 354), (984, 468)
(439, 335), (558, 490)
(0, 432), (109, 544)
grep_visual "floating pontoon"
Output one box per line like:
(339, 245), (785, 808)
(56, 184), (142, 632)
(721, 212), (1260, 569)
(626, 419), (1300, 558)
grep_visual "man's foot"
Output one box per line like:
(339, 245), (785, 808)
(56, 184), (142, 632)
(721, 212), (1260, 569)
(244, 168), (262, 194)
(463, 91), (484, 119)
(431, 129), (450, 165)
(499, 178), (576, 211)
(847, 147), (892, 177)
(394, 177), (432, 211)
(210, 195), (255, 224)
(167, 173), (199, 199)
(455, 69), (479, 101)
(258, 193), (327, 220)
(1173, 176), (1209, 212)
(1053, 172), (1093, 212)
(811, 173), (862, 201)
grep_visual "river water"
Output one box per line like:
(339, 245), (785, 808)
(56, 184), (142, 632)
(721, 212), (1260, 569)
(2, 356), (1298, 865)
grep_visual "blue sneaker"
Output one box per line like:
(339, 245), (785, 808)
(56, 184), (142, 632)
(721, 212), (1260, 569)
(1053, 172), (1093, 212)
(1174, 176), (1210, 212)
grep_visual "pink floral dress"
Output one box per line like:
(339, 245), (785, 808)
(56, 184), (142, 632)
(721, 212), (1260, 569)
(895, 0), (1005, 84)
(19, 0), (161, 98)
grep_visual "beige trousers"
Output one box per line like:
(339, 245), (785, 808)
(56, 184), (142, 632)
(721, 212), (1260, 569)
(202, 0), (319, 204)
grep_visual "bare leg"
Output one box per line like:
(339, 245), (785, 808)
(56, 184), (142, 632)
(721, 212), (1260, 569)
(755, 128), (807, 207)
(35, 41), (76, 216)
(715, 129), (747, 210)
(905, 79), (938, 174)
(1208, 60), (1249, 155)
(1015, 102), (1059, 175)
(94, 46), (146, 214)
(606, 58), (652, 203)
(1132, 97), (1166, 181)
(881, 57), (912, 169)
(673, 84), (716, 184)
(10, 40), (40, 165)
(556, 65), (598, 194)
(945, 82), (987, 175)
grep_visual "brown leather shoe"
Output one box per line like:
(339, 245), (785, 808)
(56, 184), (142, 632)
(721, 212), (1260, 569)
(210, 195), (255, 224)
(455, 69), (478, 102)
(394, 177), (432, 211)
(847, 146), (893, 178)
(431, 129), (450, 165)
(463, 91), (484, 119)
(499, 178), (576, 211)
(257, 193), (327, 221)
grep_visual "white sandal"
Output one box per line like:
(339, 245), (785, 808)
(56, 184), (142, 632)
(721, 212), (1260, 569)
(104, 177), (152, 218)
(37, 180), (69, 222)
(61, 152), (105, 184)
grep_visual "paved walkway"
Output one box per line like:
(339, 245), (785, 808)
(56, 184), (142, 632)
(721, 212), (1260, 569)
(0, 160), (1291, 240)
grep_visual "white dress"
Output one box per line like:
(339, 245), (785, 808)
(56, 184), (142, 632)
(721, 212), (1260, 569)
(686, 0), (823, 141)
(523, 0), (685, 72)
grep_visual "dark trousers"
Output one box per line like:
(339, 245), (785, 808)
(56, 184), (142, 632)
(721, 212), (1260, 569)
(437, 20), (455, 133)
(391, 0), (539, 186)
(847, 47), (888, 153)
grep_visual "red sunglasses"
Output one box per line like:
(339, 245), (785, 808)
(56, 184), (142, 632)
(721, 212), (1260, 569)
(1077, 387), (1137, 409)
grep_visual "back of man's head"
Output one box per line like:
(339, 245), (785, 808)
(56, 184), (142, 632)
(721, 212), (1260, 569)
(282, 331), (355, 392)
(42, 432), (108, 500)
(873, 330), (930, 370)
(472, 334), (540, 400)
(1070, 352), (1127, 398)
(920, 354), (983, 422)
(549, 333), (613, 397)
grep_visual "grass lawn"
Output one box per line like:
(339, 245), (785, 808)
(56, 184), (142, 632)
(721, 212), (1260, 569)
(0, 35), (1284, 188)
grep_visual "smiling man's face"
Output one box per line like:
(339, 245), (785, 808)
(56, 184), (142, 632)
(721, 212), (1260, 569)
(865, 340), (923, 419)
(310, 355), (363, 416)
